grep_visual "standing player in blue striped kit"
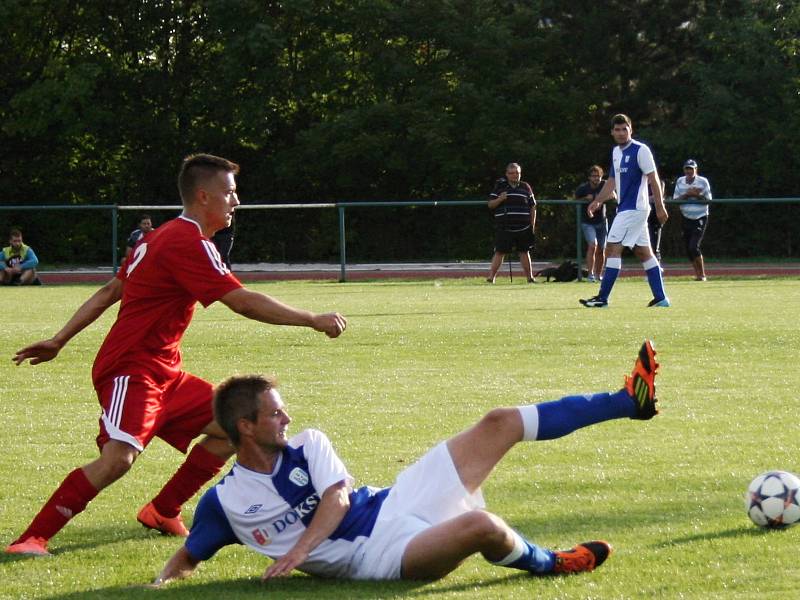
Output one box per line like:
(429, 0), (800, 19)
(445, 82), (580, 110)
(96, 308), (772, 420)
(151, 340), (660, 586)
(580, 114), (669, 308)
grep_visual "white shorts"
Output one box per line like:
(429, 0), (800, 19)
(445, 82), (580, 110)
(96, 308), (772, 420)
(349, 441), (485, 580)
(607, 209), (651, 248)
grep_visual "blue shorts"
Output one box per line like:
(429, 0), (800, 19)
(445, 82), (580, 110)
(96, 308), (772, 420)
(581, 221), (607, 247)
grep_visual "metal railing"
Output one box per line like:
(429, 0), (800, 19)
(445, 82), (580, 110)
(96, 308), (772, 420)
(3, 198), (799, 282)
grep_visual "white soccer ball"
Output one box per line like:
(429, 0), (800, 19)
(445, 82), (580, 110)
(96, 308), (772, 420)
(745, 470), (800, 528)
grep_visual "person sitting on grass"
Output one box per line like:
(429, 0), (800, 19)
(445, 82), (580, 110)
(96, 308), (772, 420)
(1, 228), (41, 286)
(152, 340), (660, 586)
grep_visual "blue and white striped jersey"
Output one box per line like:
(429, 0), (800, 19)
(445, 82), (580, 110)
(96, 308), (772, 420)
(185, 429), (389, 578)
(610, 140), (657, 213)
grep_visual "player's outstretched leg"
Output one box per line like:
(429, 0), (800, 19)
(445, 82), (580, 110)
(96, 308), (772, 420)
(491, 531), (612, 576)
(517, 339), (659, 440)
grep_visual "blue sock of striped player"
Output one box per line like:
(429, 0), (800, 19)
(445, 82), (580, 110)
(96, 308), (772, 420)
(517, 390), (636, 440)
(643, 257), (667, 301)
(492, 530), (555, 574)
(597, 256), (621, 300)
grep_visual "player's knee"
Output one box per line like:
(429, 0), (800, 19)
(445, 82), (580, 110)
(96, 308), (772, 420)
(461, 510), (507, 544)
(479, 408), (518, 435)
(98, 444), (138, 482)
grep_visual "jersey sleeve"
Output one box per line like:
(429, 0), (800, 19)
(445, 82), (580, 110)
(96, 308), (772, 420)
(170, 238), (243, 307)
(524, 183), (536, 207)
(489, 179), (505, 198)
(700, 177), (713, 199)
(672, 177), (685, 200)
(301, 429), (354, 494)
(637, 144), (656, 175)
(185, 487), (241, 561)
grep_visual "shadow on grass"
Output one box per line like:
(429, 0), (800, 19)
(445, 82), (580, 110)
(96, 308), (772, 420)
(0, 524), (197, 564)
(653, 524), (789, 546)
(40, 571), (529, 600)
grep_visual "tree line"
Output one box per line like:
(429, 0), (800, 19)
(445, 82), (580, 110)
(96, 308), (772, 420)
(1, 0), (798, 263)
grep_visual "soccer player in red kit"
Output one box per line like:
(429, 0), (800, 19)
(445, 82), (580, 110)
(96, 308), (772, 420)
(6, 154), (347, 556)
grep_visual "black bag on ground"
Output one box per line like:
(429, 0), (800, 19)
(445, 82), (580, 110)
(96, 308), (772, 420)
(535, 260), (579, 282)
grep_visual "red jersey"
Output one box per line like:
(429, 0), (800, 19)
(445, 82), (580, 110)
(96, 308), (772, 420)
(92, 216), (243, 384)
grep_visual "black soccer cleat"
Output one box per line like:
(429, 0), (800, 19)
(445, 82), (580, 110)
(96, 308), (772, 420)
(580, 295), (608, 308)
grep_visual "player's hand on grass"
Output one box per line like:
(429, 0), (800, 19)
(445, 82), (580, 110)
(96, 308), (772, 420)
(313, 312), (347, 338)
(13, 338), (62, 365)
(262, 548), (309, 580)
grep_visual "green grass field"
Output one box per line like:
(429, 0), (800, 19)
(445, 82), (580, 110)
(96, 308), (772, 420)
(1, 276), (799, 599)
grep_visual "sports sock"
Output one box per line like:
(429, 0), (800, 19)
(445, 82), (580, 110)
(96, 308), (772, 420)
(492, 530), (555, 574)
(518, 390), (636, 441)
(150, 444), (227, 518)
(598, 256), (621, 300)
(12, 468), (99, 543)
(642, 257), (666, 300)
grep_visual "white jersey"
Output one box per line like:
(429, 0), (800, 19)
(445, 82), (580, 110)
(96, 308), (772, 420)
(673, 175), (712, 219)
(610, 140), (657, 212)
(185, 429), (389, 578)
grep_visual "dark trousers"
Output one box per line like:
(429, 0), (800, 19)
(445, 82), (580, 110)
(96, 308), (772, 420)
(647, 210), (662, 261)
(681, 215), (708, 260)
(211, 225), (235, 269)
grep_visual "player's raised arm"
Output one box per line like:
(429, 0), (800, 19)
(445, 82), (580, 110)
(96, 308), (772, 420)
(13, 277), (124, 366)
(262, 480), (351, 580)
(150, 545), (201, 587)
(220, 287), (347, 338)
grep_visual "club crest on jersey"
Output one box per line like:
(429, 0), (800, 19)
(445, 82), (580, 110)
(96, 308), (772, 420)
(289, 467), (309, 487)
(252, 527), (272, 546)
(624, 155), (630, 163)
(245, 504), (262, 514)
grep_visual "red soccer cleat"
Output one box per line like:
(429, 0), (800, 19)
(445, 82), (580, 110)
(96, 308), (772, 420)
(5, 536), (51, 556)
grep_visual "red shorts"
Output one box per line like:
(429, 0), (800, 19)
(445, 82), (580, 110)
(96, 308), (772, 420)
(95, 371), (214, 453)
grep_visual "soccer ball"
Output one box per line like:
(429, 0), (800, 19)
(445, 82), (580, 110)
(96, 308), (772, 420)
(745, 470), (800, 528)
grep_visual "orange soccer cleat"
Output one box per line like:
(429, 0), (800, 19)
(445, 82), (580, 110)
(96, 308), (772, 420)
(625, 339), (660, 420)
(137, 502), (190, 537)
(553, 540), (612, 574)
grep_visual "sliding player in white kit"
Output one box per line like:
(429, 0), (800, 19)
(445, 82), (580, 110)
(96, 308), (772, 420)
(580, 113), (669, 308)
(152, 341), (660, 585)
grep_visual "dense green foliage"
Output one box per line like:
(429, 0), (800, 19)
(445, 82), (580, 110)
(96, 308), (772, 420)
(2, 1), (799, 261)
(2, 277), (799, 598)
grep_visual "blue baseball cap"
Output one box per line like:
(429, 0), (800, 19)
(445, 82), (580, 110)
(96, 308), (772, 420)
(683, 159), (698, 168)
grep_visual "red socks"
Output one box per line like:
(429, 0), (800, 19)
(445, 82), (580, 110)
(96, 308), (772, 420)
(13, 468), (98, 543)
(150, 444), (227, 518)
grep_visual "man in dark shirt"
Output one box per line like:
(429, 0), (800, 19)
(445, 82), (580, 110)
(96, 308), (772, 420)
(575, 165), (610, 283)
(125, 215), (154, 259)
(486, 163), (537, 284)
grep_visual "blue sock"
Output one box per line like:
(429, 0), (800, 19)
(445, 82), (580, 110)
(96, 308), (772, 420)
(494, 532), (556, 574)
(644, 260), (666, 301)
(598, 257), (621, 300)
(535, 390), (636, 440)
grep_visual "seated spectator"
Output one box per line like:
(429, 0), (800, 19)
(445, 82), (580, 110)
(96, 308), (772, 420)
(2, 229), (41, 286)
(125, 214), (155, 258)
